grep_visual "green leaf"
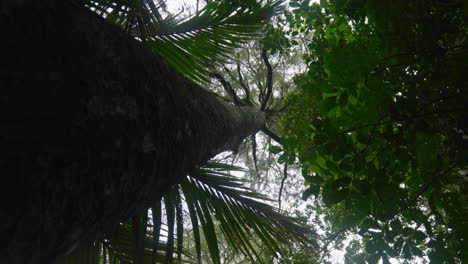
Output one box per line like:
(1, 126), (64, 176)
(348, 94), (358, 105)
(402, 227), (413, 237)
(322, 183), (347, 206)
(88, 0), (284, 84)
(322, 92), (338, 99)
(367, 252), (381, 264)
(302, 185), (320, 200)
(413, 230), (426, 243)
(393, 237), (404, 254)
(411, 245), (424, 257)
(304, 174), (323, 185)
(365, 238), (381, 254)
(196, 200), (221, 264)
(402, 242), (412, 259)
(390, 219), (402, 234)
(180, 185), (202, 264)
(269, 145), (283, 154)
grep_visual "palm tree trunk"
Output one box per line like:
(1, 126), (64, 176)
(0, 0), (266, 263)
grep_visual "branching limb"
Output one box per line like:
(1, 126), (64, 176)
(212, 73), (244, 105)
(257, 78), (265, 106)
(318, 224), (352, 262)
(236, 61), (251, 104)
(251, 134), (260, 177)
(261, 126), (281, 144)
(260, 48), (273, 111)
(265, 103), (289, 115)
(278, 163), (288, 210)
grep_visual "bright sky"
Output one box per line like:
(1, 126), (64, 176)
(166, 0), (199, 16)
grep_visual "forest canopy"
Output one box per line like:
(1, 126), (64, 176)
(281, 0), (467, 263)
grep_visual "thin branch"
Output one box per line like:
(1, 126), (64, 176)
(212, 73), (243, 105)
(280, 82), (293, 99)
(260, 48), (273, 111)
(257, 78), (265, 106)
(261, 126), (281, 144)
(236, 61), (251, 104)
(327, 224), (352, 242)
(250, 135), (261, 178)
(318, 224), (352, 262)
(278, 163), (288, 210)
(265, 103), (289, 115)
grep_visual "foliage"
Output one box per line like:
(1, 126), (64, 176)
(282, 0), (467, 262)
(58, 162), (314, 264)
(84, 0), (283, 83)
(344, 240), (369, 264)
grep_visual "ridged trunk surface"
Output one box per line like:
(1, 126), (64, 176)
(0, 1), (265, 263)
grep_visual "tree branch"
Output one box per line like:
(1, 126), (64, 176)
(236, 61), (251, 105)
(278, 163), (288, 210)
(318, 224), (352, 262)
(212, 73), (244, 105)
(265, 103), (289, 115)
(260, 48), (273, 111)
(251, 135), (260, 177)
(261, 126), (281, 144)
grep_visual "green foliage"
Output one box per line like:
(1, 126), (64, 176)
(283, 0), (467, 262)
(58, 162), (314, 264)
(84, 0), (283, 83)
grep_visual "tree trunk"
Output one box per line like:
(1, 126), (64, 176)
(0, 0), (266, 263)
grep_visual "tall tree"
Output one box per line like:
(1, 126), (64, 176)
(0, 0), (276, 263)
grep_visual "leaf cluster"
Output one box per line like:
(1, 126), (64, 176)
(83, 0), (283, 83)
(58, 162), (316, 264)
(282, 0), (467, 262)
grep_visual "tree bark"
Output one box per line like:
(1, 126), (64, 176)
(0, 0), (266, 263)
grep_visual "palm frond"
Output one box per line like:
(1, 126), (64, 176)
(56, 241), (102, 264)
(147, 1), (283, 83)
(59, 161), (316, 264)
(179, 161), (316, 262)
(83, 0), (283, 83)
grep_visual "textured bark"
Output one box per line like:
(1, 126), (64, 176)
(0, 0), (266, 263)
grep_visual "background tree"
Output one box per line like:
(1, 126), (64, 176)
(282, 0), (467, 263)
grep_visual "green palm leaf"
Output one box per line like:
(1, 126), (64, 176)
(179, 161), (316, 262)
(148, 1), (283, 83)
(59, 162), (316, 264)
(83, 0), (283, 83)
